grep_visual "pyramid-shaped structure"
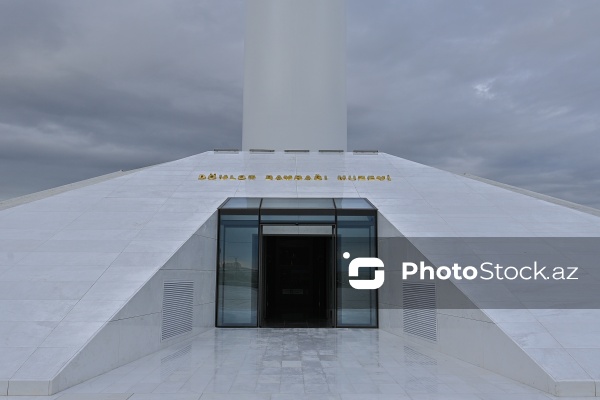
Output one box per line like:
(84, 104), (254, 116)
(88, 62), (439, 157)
(1, 150), (599, 396)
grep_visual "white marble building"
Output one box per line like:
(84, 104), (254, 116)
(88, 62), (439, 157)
(1, 151), (600, 397)
(1, 0), (600, 397)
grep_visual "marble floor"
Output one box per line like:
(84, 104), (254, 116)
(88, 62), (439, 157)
(8, 328), (589, 400)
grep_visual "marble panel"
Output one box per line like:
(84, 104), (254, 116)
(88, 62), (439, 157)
(0, 321), (57, 347)
(40, 321), (104, 348)
(0, 281), (92, 300)
(0, 266), (106, 282)
(17, 252), (120, 267)
(0, 300), (76, 322)
(64, 301), (125, 322)
(12, 347), (79, 381)
(81, 281), (144, 302)
(0, 347), (35, 378)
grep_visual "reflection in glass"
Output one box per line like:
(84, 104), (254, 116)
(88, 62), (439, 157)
(337, 215), (378, 327)
(217, 215), (259, 327)
(260, 215), (335, 224)
(217, 198), (378, 328)
(334, 198), (375, 210)
(261, 198), (335, 210)
(220, 198), (261, 210)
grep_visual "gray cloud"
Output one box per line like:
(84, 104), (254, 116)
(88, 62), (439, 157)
(347, 0), (600, 207)
(0, 0), (245, 199)
(0, 0), (599, 208)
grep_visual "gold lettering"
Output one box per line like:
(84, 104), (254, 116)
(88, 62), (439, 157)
(200, 172), (390, 182)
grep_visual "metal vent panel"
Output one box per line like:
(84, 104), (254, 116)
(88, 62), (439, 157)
(403, 282), (437, 342)
(162, 281), (194, 341)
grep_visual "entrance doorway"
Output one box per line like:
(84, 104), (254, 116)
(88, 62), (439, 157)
(261, 235), (334, 327)
(216, 197), (378, 328)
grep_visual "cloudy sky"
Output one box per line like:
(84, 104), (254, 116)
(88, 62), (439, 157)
(1, 0), (599, 208)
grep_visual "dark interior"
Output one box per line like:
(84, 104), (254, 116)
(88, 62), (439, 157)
(262, 236), (331, 328)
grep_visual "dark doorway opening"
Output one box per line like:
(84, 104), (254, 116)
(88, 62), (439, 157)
(262, 236), (333, 328)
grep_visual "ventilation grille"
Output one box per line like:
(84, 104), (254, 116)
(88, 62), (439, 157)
(162, 281), (194, 341)
(403, 282), (437, 342)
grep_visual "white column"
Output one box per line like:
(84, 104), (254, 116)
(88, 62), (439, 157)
(242, 0), (347, 151)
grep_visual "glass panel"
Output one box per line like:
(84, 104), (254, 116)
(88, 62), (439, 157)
(216, 198), (379, 328)
(220, 197), (261, 209)
(262, 225), (333, 236)
(260, 214), (335, 224)
(336, 214), (378, 327)
(261, 198), (335, 210)
(220, 214), (258, 221)
(217, 214), (259, 327)
(334, 198), (375, 210)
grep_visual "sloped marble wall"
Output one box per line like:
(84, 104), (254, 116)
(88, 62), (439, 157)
(49, 212), (218, 394)
(376, 213), (578, 396)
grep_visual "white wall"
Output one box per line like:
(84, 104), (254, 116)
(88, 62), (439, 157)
(50, 213), (218, 394)
(376, 213), (594, 397)
(242, 0), (347, 151)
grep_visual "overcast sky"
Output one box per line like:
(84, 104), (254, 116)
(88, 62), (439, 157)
(1, 0), (599, 208)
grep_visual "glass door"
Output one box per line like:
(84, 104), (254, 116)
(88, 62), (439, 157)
(259, 225), (335, 328)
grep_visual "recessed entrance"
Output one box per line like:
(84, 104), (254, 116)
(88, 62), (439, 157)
(261, 235), (333, 328)
(216, 197), (378, 328)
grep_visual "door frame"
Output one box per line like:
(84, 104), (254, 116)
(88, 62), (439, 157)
(258, 224), (336, 328)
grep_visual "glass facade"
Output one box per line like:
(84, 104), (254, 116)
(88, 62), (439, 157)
(336, 214), (378, 327)
(217, 214), (259, 327)
(216, 198), (378, 328)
